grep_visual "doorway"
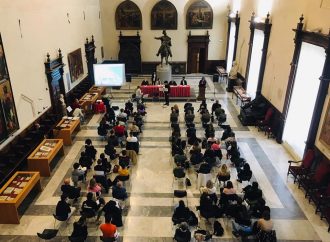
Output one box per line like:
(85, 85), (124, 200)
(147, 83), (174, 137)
(187, 34), (209, 74)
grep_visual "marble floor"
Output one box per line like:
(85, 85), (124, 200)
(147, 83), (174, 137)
(0, 76), (329, 242)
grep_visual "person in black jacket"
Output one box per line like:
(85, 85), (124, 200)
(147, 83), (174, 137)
(172, 200), (191, 225)
(163, 81), (171, 106)
(56, 195), (75, 220)
(61, 178), (81, 201)
(70, 216), (88, 240)
(79, 151), (93, 170)
(85, 138), (97, 160)
(211, 100), (221, 115)
(174, 222), (191, 242)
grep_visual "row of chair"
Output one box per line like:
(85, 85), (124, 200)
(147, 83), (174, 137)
(287, 149), (330, 232)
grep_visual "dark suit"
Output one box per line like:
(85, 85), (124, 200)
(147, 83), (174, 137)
(164, 84), (171, 105)
(180, 80), (187, 85)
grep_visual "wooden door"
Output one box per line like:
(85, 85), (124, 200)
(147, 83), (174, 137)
(187, 34), (210, 74)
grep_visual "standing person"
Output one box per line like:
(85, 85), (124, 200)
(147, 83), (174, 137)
(163, 81), (171, 106)
(198, 76), (207, 100)
(135, 86), (143, 103)
(151, 72), (157, 85)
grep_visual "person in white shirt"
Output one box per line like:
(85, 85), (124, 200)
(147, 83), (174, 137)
(126, 132), (138, 143)
(135, 86), (143, 103)
(73, 108), (84, 122)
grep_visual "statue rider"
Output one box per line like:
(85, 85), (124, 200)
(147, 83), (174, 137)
(155, 30), (173, 60)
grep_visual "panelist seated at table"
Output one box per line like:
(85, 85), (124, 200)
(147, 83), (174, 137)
(141, 79), (149, 86)
(169, 80), (177, 86)
(180, 77), (187, 85)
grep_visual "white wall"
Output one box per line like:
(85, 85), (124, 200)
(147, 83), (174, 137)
(100, 0), (230, 62)
(229, 0), (330, 112)
(0, 0), (103, 149)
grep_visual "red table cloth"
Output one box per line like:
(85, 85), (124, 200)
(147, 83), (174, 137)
(140, 85), (190, 97)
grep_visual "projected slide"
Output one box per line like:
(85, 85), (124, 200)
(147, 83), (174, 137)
(94, 64), (126, 86)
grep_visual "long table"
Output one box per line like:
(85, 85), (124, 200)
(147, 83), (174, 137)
(79, 92), (98, 111)
(0, 172), (41, 224)
(54, 118), (80, 145)
(216, 66), (228, 83)
(141, 85), (190, 97)
(27, 139), (64, 176)
(232, 86), (251, 106)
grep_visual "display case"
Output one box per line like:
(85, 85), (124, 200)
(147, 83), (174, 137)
(0, 171), (41, 224)
(27, 139), (64, 176)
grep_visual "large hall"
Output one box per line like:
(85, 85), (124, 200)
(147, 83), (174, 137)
(0, 0), (329, 241)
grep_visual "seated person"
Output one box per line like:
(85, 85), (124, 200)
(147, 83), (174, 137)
(211, 100), (222, 115)
(100, 214), (119, 239)
(112, 181), (128, 201)
(190, 150), (204, 166)
(174, 153), (188, 168)
(221, 126), (235, 141)
(61, 178), (81, 201)
(71, 162), (86, 187)
(174, 222), (191, 242)
(125, 100), (134, 116)
(222, 181), (236, 195)
(79, 151), (93, 170)
(180, 77), (187, 85)
(97, 119), (109, 137)
(211, 140), (222, 159)
(113, 121), (126, 145)
(184, 110), (195, 124)
(70, 216), (88, 240)
(100, 201), (123, 228)
(111, 165), (130, 185)
(197, 161), (211, 174)
(137, 103), (147, 116)
(237, 163), (252, 183)
(81, 192), (103, 217)
(107, 130), (119, 147)
(256, 210), (273, 232)
(117, 108), (128, 122)
(85, 138), (97, 160)
(198, 188), (217, 219)
(220, 181), (238, 208)
(141, 79), (149, 86)
(104, 143), (118, 160)
(201, 110), (211, 125)
(173, 163), (185, 178)
(94, 159), (107, 176)
(243, 182), (262, 203)
(126, 132), (139, 154)
(170, 108), (179, 122)
(205, 124), (215, 138)
(87, 178), (102, 195)
(207, 135), (218, 145)
(99, 153), (111, 173)
(169, 80), (177, 86)
(231, 198), (253, 237)
(119, 150), (130, 168)
(172, 200), (191, 225)
(56, 194), (75, 220)
(203, 180), (217, 203)
(186, 124), (196, 138)
(105, 107), (116, 124)
(197, 100), (207, 113)
(129, 121), (140, 136)
(217, 164), (231, 184)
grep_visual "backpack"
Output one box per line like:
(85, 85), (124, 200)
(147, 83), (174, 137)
(213, 221), (224, 236)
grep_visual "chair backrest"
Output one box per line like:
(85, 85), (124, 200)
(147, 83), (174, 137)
(174, 190), (187, 198)
(53, 214), (67, 222)
(301, 149), (315, 169)
(313, 160), (330, 183)
(264, 107), (274, 122)
(100, 236), (116, 242)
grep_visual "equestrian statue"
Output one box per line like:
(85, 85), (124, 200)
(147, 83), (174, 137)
(155, 30), (172, 66)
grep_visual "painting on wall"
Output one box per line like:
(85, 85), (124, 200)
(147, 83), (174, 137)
(0, 80), (19, 136)
(186, 0), (213, 29)
(68, 48), (84, 83)
(151, 0), (177, 30)
(0, 37), (9, 82)
(0, 107), (6, 143)
(319, 97), (330, 152)
(115, 0), (142, 30)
